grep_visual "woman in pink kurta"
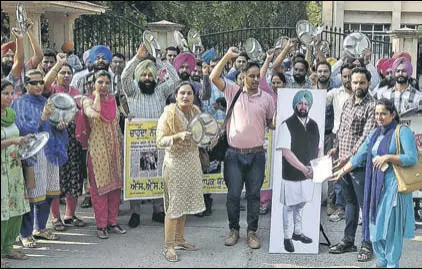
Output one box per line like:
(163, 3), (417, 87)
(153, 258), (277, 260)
(82, 70), (126, 239)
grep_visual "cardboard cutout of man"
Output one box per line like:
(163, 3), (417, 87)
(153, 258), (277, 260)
(277, 90), (320, 253)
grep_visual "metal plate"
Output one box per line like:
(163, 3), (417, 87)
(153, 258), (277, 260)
(47, 93), (77, 125)
(16, 2), (28, 34)
(187, 113), (219, 146)
(17, 132), (50, 160)
(343, 32), (371, 58)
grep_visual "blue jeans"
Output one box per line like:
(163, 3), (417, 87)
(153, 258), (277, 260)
(334, 180), (345, 209)
(224, 149), (266, 232)
(341, 168), (370, 246)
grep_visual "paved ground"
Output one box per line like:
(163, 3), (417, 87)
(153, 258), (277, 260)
(5, 193), (422, 268)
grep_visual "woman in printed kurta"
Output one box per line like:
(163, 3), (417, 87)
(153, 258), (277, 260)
(46, 62), (85, 231)
(82, 70), (126, 239)
(156, 81), (206, 262)
(1, 79), (31, 263)
(332, 99), (417, 268)
(11, 69), (69, 248)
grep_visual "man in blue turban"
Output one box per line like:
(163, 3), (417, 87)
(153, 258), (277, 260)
(276, 89), (320, 253)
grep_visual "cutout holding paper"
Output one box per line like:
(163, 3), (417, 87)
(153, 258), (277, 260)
(269, 88), (326, 254)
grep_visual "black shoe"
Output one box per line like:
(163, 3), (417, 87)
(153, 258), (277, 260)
(204, 208), (212, 216)
(292, 233), (313, 244)
(80, 197), (92, 208)
(194, 212), (205, 217)
(284, 239), (295, 252)
(152, 212), (165, 223)
(329, 240), (357, 254)
(128, 213), (140, 228)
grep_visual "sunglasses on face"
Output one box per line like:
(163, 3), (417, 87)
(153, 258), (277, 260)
(27, 80), (45, 86)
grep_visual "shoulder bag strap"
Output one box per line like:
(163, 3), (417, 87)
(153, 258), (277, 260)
(222, 88), (242, 130)
(395, 125), (402, 154)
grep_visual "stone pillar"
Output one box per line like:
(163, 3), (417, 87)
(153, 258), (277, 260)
(332, 1), (344, 30)
(391, 1), (402, 31)
(146, 20), (185, 50)
(390, 28), (422, 78)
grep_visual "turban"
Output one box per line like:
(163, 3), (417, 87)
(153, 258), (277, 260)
(392, 51), (411, 62)
(83, 49), (91, 65)
(134, 59), (157, 83)
(173, 52), (196, 74)
(1, 41), (16, 57)
(380, 58), (395, 77)
(326, 57), (337, 67)
(201, 48), (215, 64)
(292, 90), (313, 110)
(62, 41), (74, 52)
(392, 57), (413, 76)
(89, 45), (112, 64)
(376, 58), (387, 74)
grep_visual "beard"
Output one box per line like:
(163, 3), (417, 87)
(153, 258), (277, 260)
(179, 72), (190, 81)
(293, 74), (306, 83)
(294, 107), (309, 118)
(191, 75), (201, 82)
(318, 77), (330, 85)
(355, 88), (368, 98)
(94, 62), (109, 71)
(139, 80), (157, 95)
(396, 76), (408, 84)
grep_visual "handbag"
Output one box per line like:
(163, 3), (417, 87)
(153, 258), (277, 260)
(208, 88), (242, 162)
(393, 125), (422, 193)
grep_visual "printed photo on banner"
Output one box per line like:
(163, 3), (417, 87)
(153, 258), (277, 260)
(124, 119), (165, 200)
(269, 88), (326, 254)
(123, 119), (273, 200)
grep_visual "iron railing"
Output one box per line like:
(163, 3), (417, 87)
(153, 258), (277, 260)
(202, 25), (392, 66)
(73, 14), (144, 61)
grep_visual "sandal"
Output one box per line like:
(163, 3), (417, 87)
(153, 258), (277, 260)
(3, 250), (29, 261)
(96, 228), (109, 239)
(357, 245), (373, 262)
(32, 230), (60, 240)
(175, 242), (198, 251)
(107, 224), (127, 234)
(20, 236), (37, 248)
(162, 247), (178, 262)
(64, 216), (85, 227)
(52, 218), (66, 231)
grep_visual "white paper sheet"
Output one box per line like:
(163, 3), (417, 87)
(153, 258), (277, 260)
(310, 155), (332, 183)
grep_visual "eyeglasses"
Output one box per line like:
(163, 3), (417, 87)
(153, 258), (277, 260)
(27, 80), (45, 86)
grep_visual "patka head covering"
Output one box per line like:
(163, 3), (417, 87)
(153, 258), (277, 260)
(392, 51), (411, 62)
(173, 52), (196, 74)
(392, 56), (413, 76)
(292, 90), (313, 110)
(89, 45), (112, 64)
(134, 59), (157, 83)
(62, 41), (74, 52)
(201, 48), (215, 64)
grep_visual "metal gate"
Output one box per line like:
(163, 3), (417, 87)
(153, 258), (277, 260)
(202, 26), (391, 65)
(73, 14), (144, 61)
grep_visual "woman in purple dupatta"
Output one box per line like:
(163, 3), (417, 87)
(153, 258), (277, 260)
(11, 69), (69, 248)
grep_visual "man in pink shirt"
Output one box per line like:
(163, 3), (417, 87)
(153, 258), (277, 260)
(210, 47), (276, 250)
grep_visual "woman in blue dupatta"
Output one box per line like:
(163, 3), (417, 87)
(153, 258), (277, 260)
(332, 98), (417, 268)
(11, 69), (69, 248)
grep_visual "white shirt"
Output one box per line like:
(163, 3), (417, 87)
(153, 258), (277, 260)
(326, 86), (353, 134)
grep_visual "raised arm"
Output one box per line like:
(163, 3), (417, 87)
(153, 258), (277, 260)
(272, 39), (296, 74)
(9, 29), (25, 80)
(44, 53), (67, 93)
(82, 90), (101, 119)
(260, 49), (274, 79)
(210, 47), (240, 91)
(25, 19), (43, 69)
(121, 44), (147, 97)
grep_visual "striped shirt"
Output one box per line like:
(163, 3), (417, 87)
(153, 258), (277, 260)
(121, 57), (180, 118)
(335, 93), (377, 159)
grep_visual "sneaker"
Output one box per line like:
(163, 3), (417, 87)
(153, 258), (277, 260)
(259, 206), (270, 215)
(329, 209), (345, 222)
(224, 229), (239, 246)
(247, 231), (260, 249)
